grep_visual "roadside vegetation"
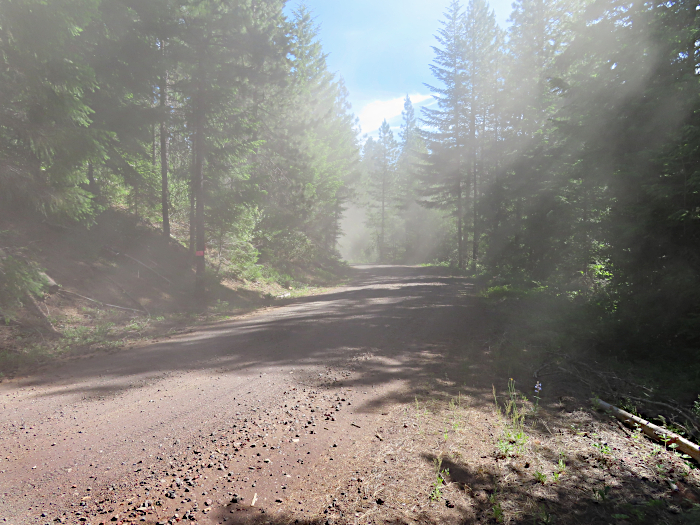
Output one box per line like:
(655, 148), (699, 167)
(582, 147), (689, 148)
(321, 347), (700, 524)
(0, 209), (348, 378)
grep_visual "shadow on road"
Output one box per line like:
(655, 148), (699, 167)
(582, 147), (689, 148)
(23, 265), (503, 412)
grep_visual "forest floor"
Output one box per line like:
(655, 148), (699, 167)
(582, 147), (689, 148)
(0, 210), (346, 378)
(1, 265), (700, 525)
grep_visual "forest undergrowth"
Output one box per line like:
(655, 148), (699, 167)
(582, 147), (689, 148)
(0, 209), (349, 379)
(477, 281), (700, 460)
(321, 341), (700, 524)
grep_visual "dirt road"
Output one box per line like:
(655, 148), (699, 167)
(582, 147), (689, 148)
(1, 266), (488, 525)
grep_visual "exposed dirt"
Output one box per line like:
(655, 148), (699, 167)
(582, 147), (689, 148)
(0, 210), (343, 375)
(1, 266), (699, 525)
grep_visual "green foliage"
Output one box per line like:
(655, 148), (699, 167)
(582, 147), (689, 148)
(494, 379), (529, 457)
(0, 0), (358, 300)
(429, 457), (450, 501)
(0, 254), (48, 320)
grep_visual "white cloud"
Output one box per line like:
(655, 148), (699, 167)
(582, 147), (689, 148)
(358, 94), (431, 135)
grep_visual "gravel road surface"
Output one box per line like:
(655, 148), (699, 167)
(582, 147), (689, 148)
(0, 266), (484, 525)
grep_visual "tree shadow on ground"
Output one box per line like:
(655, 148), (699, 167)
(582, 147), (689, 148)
(20, 266), (492, 401)
(8, 266), (700, 524)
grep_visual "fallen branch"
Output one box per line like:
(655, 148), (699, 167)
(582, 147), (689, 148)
(121, 253), (172, 285)
(104, 277), (150, 316)
(103, 247), (172, 285)
(533, 363), (550, 379)
(622, 395), (700, 440)
(552, 357), (700, 441)
(58, 290), (145, 314)
(593, 398), (700, 463)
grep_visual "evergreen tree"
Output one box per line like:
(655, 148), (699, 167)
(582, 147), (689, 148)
(462, 0), (503, 271)
(365, 121), (399, 263)
(0, 0), (101, 220)
(250, 5), (359, 271)
(421, 0), (469, 268)
(177, 0), (288, 299)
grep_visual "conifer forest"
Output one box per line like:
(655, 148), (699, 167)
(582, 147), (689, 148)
(3, 0), (700, 361)
(3, 0), (700, 522)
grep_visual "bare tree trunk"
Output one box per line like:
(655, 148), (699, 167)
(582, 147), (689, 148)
(193, 46), (206, 302)
(159, 42), (170, 240)
(189, 135), (196, 256)
(457, 178), (464, 269)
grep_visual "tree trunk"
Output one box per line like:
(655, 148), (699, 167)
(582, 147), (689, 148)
(381, 169), (386, 263)
(87, 162), (97, 196)
(457, 178), (464, 269)
(193, 47), (206, 302)
(160, 49), (170, 240)
(470, 109), (478, 273)
(189, 133), (196, 256)
(133, 178), (139, 220)
(471, 155), (478, 272)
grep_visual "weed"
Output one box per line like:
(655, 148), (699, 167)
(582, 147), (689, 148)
(631, 423), (643, 441)
(497, 438), (514, 457)
(552, 454), (566, 482)
(534, 470), (547, 484)
(494, 379), (528, 457)
(537, 504), (553, 524)
(593, 484), (611, 502)
(533, 381), (542, 413)
(429, 457), (449, 501)
(489, 490), (504, 523)
(592, 441), (611, 455)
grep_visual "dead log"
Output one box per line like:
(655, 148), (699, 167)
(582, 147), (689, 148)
(593, 398), (700, 463)
(58, 289), (145, 314)
(38, 272), (60, 294)
(23, 292), (61, 337)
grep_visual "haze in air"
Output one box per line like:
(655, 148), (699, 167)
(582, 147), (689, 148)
(2, 1), (700, 523)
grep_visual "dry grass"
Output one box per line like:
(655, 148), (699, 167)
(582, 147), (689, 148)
(316, 371), (700, 525)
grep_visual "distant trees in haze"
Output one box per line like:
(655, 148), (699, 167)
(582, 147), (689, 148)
(366, 0), (700, 358)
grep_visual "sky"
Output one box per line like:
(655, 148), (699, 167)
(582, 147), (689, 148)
(283, 0), (513, 139)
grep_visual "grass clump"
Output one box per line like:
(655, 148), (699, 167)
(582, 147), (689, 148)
(494, 378), (528, 458)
